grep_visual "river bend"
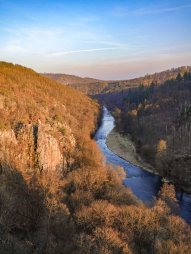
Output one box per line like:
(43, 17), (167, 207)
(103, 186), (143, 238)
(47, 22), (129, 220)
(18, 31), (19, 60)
(95, 107), (191, 223)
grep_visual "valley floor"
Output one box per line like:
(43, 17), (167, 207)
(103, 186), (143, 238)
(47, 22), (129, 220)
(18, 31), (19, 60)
(106, 129), (157, 174)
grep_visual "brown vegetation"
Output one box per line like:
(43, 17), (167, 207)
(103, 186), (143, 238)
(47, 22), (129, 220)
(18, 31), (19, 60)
(43, 73), (106, 95)
(46, 66), (191, 96)
(0, 62), (191, 253)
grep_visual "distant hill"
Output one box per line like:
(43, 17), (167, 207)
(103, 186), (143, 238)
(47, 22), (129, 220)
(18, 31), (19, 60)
(44, 66), (191, 95)
(104, 65), (191, 93)
(42, 73), (107, 94)
(43, 73), (100, 85)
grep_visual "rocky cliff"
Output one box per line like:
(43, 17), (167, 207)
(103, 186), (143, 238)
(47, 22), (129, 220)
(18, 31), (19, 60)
(0, 61), (99, 176)
(0, 121), (76, 174)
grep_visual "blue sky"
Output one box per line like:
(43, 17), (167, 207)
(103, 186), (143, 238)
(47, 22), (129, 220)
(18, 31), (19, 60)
(0, 0), (191, 79)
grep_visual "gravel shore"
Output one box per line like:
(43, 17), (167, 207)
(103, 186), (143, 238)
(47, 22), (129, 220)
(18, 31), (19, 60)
(106, 129), (158, 174)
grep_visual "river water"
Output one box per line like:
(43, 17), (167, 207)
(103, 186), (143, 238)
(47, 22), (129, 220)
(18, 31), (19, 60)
(95, 107), (191, 223)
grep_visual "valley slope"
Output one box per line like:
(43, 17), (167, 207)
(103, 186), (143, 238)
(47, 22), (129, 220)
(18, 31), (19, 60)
(95, 69), (191, 193)
(45, 66), (191, 192)
(44, 66), (191, 96)
(0, 62), (191, 254)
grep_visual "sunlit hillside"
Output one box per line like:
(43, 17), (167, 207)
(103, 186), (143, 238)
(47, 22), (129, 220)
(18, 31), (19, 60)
(0, 62), (191, 253)
(43, 73), (100, 85)
(46, 66), (191, 95)
(42, 72), (107, 94)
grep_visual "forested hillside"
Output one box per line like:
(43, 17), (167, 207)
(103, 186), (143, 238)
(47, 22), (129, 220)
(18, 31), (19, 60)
(110, 72), (191, 192)
(45, 66), (191, 95)
(43, 73), (106, 94)
(102, 66), (191, 94)
(0, 62), (191, 253)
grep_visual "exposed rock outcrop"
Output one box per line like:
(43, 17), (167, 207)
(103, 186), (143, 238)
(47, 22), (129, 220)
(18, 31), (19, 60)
(0, 121), (76, 173)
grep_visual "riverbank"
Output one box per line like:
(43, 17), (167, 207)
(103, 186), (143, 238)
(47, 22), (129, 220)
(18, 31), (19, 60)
(106, 129), (158, 174)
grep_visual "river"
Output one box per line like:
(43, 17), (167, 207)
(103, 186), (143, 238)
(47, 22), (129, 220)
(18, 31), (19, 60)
(95, 107), (191, 223)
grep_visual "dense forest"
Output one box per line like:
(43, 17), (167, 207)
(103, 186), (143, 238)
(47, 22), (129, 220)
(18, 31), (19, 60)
(106, 72), (191, 193)
(103, 66), (191, 94)
(0, 62), (191, 253)
(46, 66), (191, 96)
(43, 73), (107, 95)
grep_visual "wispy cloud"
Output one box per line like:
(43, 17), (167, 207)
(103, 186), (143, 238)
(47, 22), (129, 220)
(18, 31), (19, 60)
(112, 4), (191, 17)
(0, 26), (63, 54)
(50, 46), (128, 57)
(84, 40), (129, 48)
(134, 4), (191, 15)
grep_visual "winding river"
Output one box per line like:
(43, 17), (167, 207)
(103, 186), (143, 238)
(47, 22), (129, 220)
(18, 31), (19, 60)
(95, 107), (191, 223)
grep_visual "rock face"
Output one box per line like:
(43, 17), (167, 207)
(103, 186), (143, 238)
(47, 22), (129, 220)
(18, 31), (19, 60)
(37, 124), (63, 172)
(0, 121), (76, 173)
(0, 129), (18, 163)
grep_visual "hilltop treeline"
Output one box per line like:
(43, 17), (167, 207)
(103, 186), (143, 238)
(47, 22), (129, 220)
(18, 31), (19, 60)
(0, 62), (191, 254)
(43, 73), (107, 94)
(104, 66), (191, 93)
(46, 66), (191, 95)
(113, 72), (191, 192)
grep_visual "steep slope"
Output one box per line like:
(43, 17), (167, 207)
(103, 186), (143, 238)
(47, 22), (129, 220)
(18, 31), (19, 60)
(93, 66), (191, 110)
(0, 62), (137, 253)
(0, 62), (191, 254)
(0, 62), (100, 173)
(109, 74), (191, 192)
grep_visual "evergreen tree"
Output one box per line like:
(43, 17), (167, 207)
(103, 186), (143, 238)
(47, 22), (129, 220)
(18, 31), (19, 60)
(176, 72), (182, 81)
(183, 71), (188, 80)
